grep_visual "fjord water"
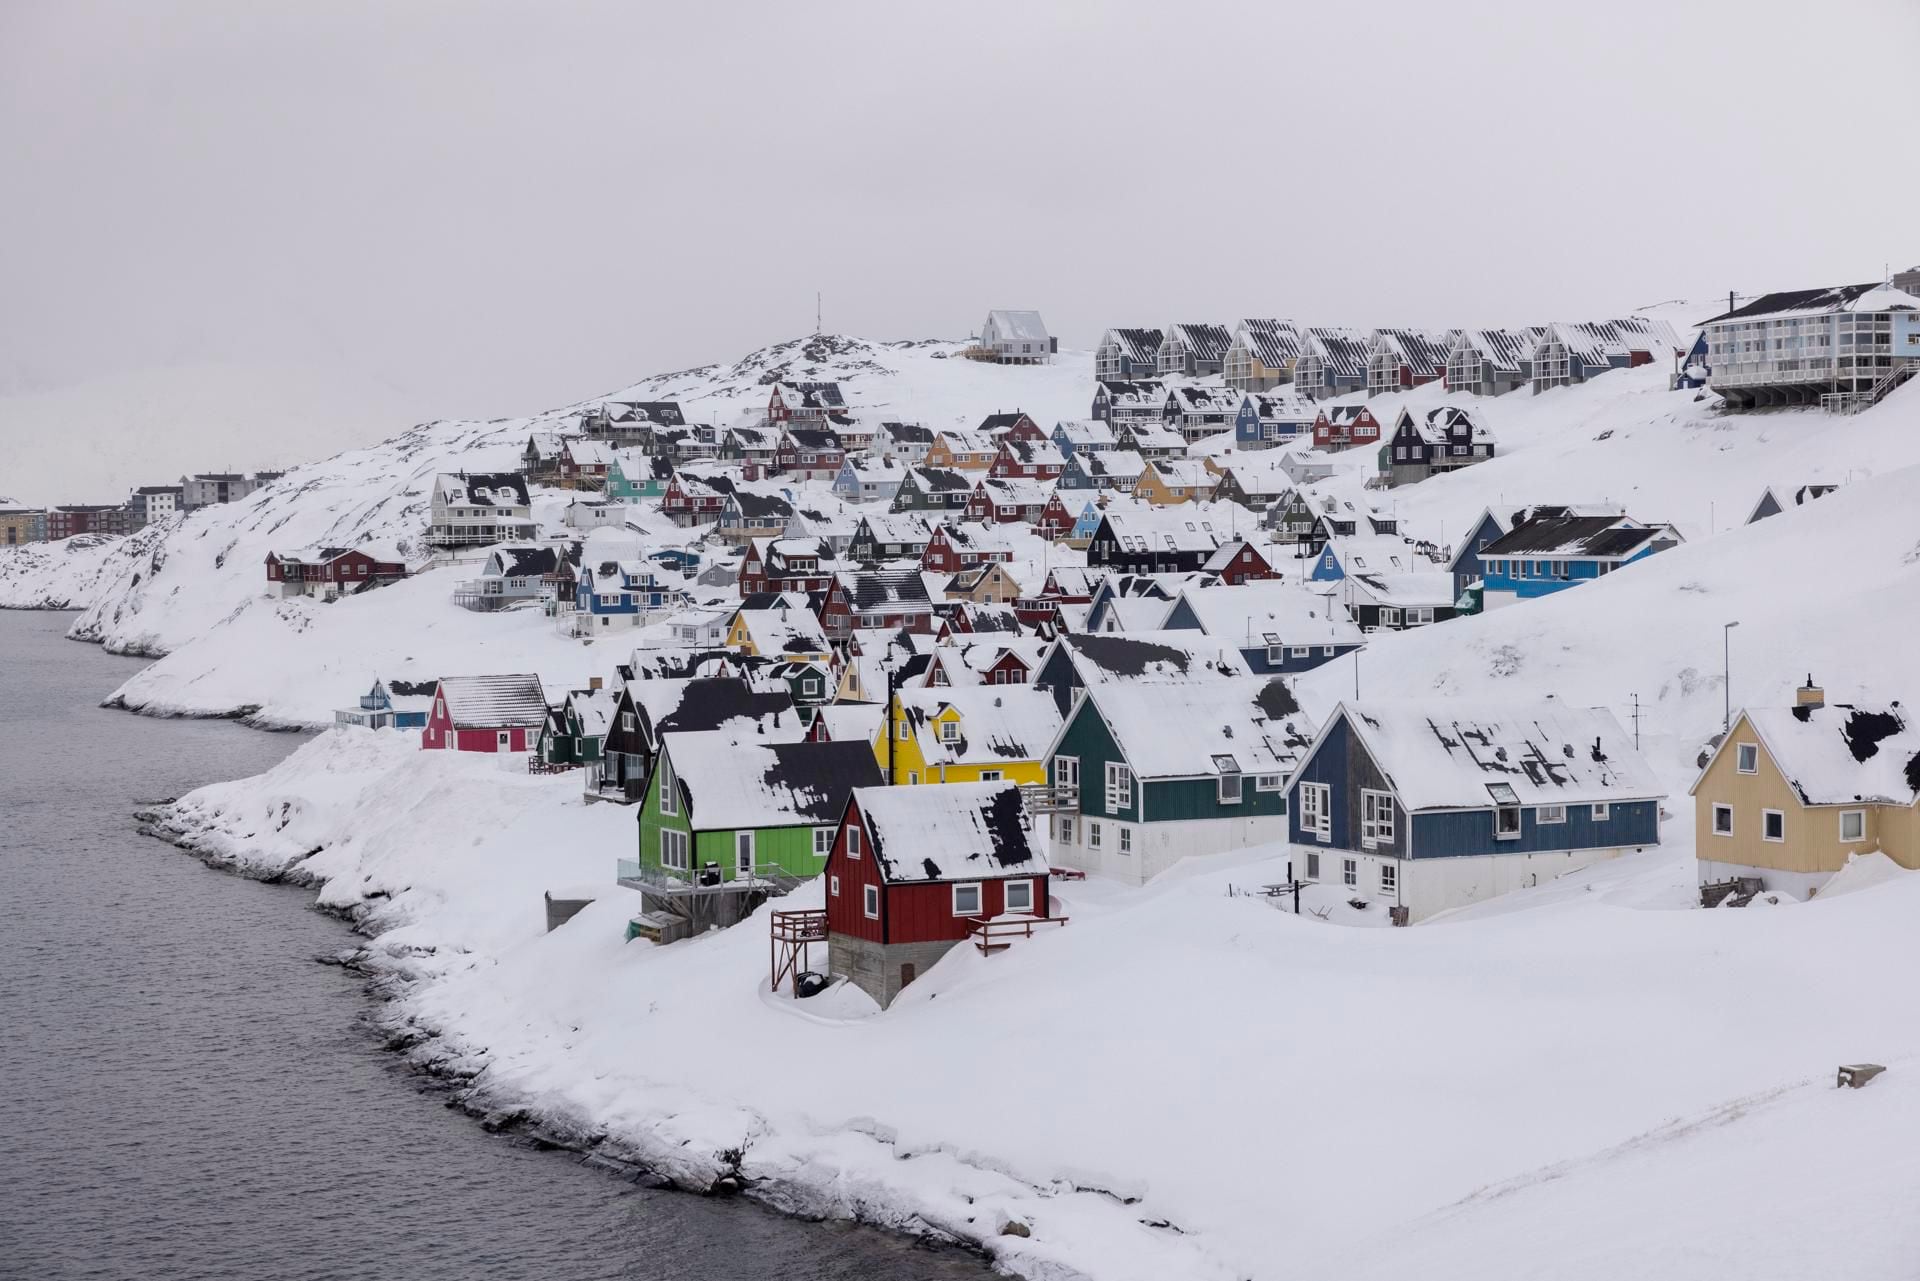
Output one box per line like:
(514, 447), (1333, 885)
(0, 610), (986, 1281)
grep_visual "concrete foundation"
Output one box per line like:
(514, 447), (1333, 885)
(829, 934), (962, 1008)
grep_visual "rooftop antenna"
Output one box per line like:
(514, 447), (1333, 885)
(815, 292), (822, 336)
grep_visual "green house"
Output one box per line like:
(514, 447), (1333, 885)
(537, 686), (618, 766)
(1041, 676), (1315, 888)
(636, 731), (882, 884)
(767, 659), (834, 723)
(607, 451), (670, 501)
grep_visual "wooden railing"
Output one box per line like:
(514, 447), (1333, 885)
(770, 908), (829, 994)
(966, 913), (1067, 953)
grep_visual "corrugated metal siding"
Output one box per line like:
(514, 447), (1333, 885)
(1143, 777), (1289, 824)
(1288, 716), (1354, 848)
(1411, 799), (1659, 858)
(1053, 704), (1140, 823)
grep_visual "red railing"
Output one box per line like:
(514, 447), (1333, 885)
(966, 914), (1068, 954)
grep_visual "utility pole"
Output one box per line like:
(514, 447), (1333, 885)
(1723, 621), (1740, 731)
(815, 292), (822, 335)
(1631, 692), (1641, 750)
(886, 665), (900, 785)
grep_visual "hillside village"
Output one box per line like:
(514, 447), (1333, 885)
(12, 282), (1920, 1279)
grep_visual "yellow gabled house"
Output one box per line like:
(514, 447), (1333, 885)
(725, 605), (833, 662)
(872, 685), (1061, 786)
(1691, 678), (1920, 900)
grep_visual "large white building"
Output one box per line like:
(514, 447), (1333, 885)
(1703, 270), (1920, 411)
(429, 472), (534, 548)
(977, 310), (1053, 364)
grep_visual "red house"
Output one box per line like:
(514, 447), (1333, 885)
(767, 381), (846, 425)
(739, 536), (834, 595)
(824, 782), (1053, 1008)
(977, 411), (1045, 444)
(1036, 492), (1076, 541)
(1202, 538), (1277, 586)
(1311, 406), (1382, 451)
(918, 523), (1014, 574)
(421, 674), (549, 753)
(819, 569), (935, 638)
(987, 437), (1066, 481)
(963, 477), (1051, 525)
(774, 428), (846, 481)
(266, 546), (408, 600)
(659, 473), (727, 526)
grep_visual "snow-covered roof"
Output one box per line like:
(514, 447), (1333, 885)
(1120, 421), (1188, 450)
(924, 637), (1051, 687)
(1537, 317), (1682, 364)
(1716, 703), (1920, 807)
(1075, 450), (1148, 482)
(1052, 419), (1116, 447)
(985, 309), (1050, 343)
(1051, 631), (1254, 685)
(1145, 459), (1217, 489)
(901, 465), (975, 494)
(1481, 512), (1675, 560)
(1099, 505), (1233, 554)
(435, 674), (548, 729)
(1704, 283), (1920, 325)
(565, 440), (619, 466)
(844, 454), (908, 477)
(836, 568), (934, 612)
(1095, 379), (1166, 408)
(973, 476), (1054, 507)
(734, 606), (830, 657)
(1235, 318), (1303, 368)
(1165, 383), (1242, 413)
(1298, 328), (1372, 378)
(771, 381), (847, 411)
(1164, 323), (1234, 364)
(1099, 328), (1165, 363)
(662, 733), (881, 831)
(897, 686), (1063, 768)
(1174, 581), (1365, 646)
(855, 782), (1045, 885)
(1321, 702), (1664, 811)
(435, 472), (530, 509)
(1343, 569), (1457, 609)
(1078, 676), (1314, 780)
(854, 513), (934, 545)
(566, 687), (619, 738)
(1399, 405), (1496, 446)
(1239, 391), (1317, 422)
(1324, 535), (1426, 576)
(1449, 326), (1544, 374)
(998, 438), (1067, 468)
(812, 702), (886, 744)
(1367, 327), (1452, 373)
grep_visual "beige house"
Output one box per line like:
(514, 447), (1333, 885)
(1134, 460), (1218, 506)
(1691, 680), (1918, 899)
(942, 562), (1020, 605)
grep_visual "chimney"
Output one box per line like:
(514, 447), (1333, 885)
(589, 676), (603, 691)
(1797, 675), (1825, 711)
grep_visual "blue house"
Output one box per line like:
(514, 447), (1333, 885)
(575, 559), (680, 630)
(1284, 702), (1665, 921)
(1446, 507), (1508, 604)
(1477, 508), (1681, 611)
(648, 547), (703, 576)
(1308, 535), (1424, 585)
(1050, 419), (1117, 459)
(1233, 393), (1315, 448)
(1673, 330), (1711, 389)
(1161, 581), (1364, 675)
(334, 678), (431, 730)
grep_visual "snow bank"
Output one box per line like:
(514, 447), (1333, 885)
(0, 531), (144, 611)
(154, 730), (1920, 1280)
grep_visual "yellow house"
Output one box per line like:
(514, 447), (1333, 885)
(725, 606), (833, 662)
(942, 562), (1021, 605)
(1134, 460), (1218, 506)
(872, 686), (1060, 786)
(1691, 680), (1919, 899)
(924, 432), (997, 471)
(0, 509), (44, 545)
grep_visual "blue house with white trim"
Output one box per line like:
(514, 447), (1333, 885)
(575, 559), (681, 630)
(1447, 507), (1508, 603)
(1284, 702), (1664, 921)
(1477, 508), (1681, 611)
(1233, 393), (1315, 448)
(1161, 581), (1363, 675)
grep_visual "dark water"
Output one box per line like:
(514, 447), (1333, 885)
(0, 611), (988, 1281)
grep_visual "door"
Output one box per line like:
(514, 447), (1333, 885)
(735, 832), (755, 880)
(497, 731), (512, 752)
(899, 963), (916, 990)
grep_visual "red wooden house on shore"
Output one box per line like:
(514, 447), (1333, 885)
(421, 674), (549, 753)
(266, 546), (408, 600)
(824, 782), (1053, 1008)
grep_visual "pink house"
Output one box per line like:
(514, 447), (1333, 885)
(421, 674), (549, 752)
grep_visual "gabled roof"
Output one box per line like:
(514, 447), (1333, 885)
(1449, 327), (1544, 374)
(854, 513), (934, 546)
(1234, 318), (1303, 368)
(879, 420), (936, 445)
(836, 568), (934, 612)
(984, 309), (1049, 342)
(856, 782), (1045, 885)
(933, 428), (995, 453)
(436, 472), (530, 508)
(1173, 581), (1365, 646)
(1094, 379), (1166, 407)
(978, 411), (1037, 435)
(604, 400), (686, 426)
(1164, 323), (1233, 364)
(733, 606), (830, 656)
(1702, 283), (1920, 325)
(1297, 328), (1372, 378)
(1701, 703), (1920, 806)
(1144, 459), (1217, 489)
(843, 454), (908, 477)
(1052, 419), (1117, 446)
(1118, 421), (1187, 450)
(1308, 702), (1663, 811)
(902, 465), (974, 494)
(1074, 677), (1314, 780)
(897, 686), (1064, 767)
(1099, 328), (1166, 363)
(631, 675), (796, 743)
(486, 545), (560, 578)
(772, 381), (847, 410)
(1398, 404), (1496, 446)
(729, 489), (796, 519)
(998, 437), (1067, 468)
(782, 427), (844, 451)
(663, 733), (881, 830)
(1324, 535), (1424, 575)
(1480, 512), (1675, 560)
(972, 476), (1054, 507)
(1165, 383), (1242, 413)
(1238, 391), (1317, 422)
(1367, 327), (1453, 373)
(434, 674), (548, 729)
(564, 687), (619, 738)
(1101, 505), (1232, 554)
(1074, 450), (1148, 482)
(1051, 631), (1253, 684)
(1537, 317), (1682, 364)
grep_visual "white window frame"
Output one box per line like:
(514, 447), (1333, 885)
(952, 882), (983, 917)
(1762, 808), (1785, 843)
(1735, 743), (1758, 774)
(1218, 771), (1243, 805)
(813, 826), (832, 856)
(735, 831), (755, 877)
(1379, 862), (1397, 893)
(847, 826), (861, 859)
(1255, 774), (1284, 792)
(1088, 821), (1102, 849)
(1004, 879), (1033, 913)
(1104, 761), (1133, 813)
(659, 826), (690, 872)
(1592, 802), (1610, 821)
(1299, 782), (1331, 841)
(1495, 805), (1522, 840)
(1056, 815), (1074, 845)
(1118, 826), (1132, 853)
(940, 720), (960, 742)
(1361, 789), (1394, 846)
(657, 756), (677, 816)
(1053, 755), (1079, 789)
(829, 874), (840, 897)
(1342, 858), (1357, 887)
(1537, 804), (1566, 825)
(1711, 803), (1733, 836)
(863, 884), (880, 919)
(1840, 809), (1866, 842)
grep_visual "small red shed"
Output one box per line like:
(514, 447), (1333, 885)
(421, 673), (549, 753)
(824, 782), (1051, 1008)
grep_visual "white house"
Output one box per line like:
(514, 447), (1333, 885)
(979, 310), (1053, 364)
(429, 472), (534, 548)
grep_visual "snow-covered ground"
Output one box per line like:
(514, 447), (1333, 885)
(150, 729), (1920, 1280)
(0, 531), (137, 609)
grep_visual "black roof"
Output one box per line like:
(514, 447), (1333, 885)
(784, 428), (843, 450)
(1702, 282), (1894, 324)
(847, 570), (932, 611)
(911, 467), (972, 493)
(647, 677), (793, 739)
(497, 546), (560, 577)
(731, 491), (794, 518)
(881, 421), (935, 444)
(1065, 633), (1194, 677)
(1481, 514), (1653, 557)
(761, 741), (885, 821)
(977, 412), (1031, 433)
(610, 400), (686, 426)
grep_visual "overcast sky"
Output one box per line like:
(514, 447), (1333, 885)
(5, 0), (1919, 437)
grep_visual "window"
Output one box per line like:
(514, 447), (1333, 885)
(1380, 862), (1397, 893)
(814, 827), (832, 856)
(1762, 809), (1785, 842)
(1290, 646), (1309, 658)
(1496, 805), (1522, 839)
(1711, 804), (1733, 836)
(864, 884), (880, 919)
(1592, 803), (1610, 822)
(1105, 761), (1133, 813)
(1379, 607), (1401, 627)
(1322, 645), (1336, 657)
(1218, 771), (1243, 804)
(1735, 743), (1758, 774)
(829, 875), (840, 896)
(1840, 810), (1866, 842)
(1267, 644), (1284, 663)
(1537, 804), (1566, 824)
(1342, 858), (1357, 887)
(657, 756), (677, 815)
(1299, 782), (1331, 840)
(1255, 774), (1284, 792)
(940, 720), (959, 742)
(952, 882), (983, 917)
(1119, 827), (1132, 853)
(1361, 790), (1394, 846)
(1088, 821), (1102, 849)
(659, 827), (690, 871)
(847, 827), (861, 859)
(1305, 852), (1320, 880)
(1056, 815), (1074, 845)
(1053, 755), (1079, 790)
(1004, 879), (1033, 913)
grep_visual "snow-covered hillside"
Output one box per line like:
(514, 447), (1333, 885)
(0, 532), (136, 609)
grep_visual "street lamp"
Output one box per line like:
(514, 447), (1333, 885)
(1723, 621), (1740, 731)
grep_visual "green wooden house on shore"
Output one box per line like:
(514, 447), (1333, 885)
(537, 685), (618, 767)
(636, 731), (882, 885)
